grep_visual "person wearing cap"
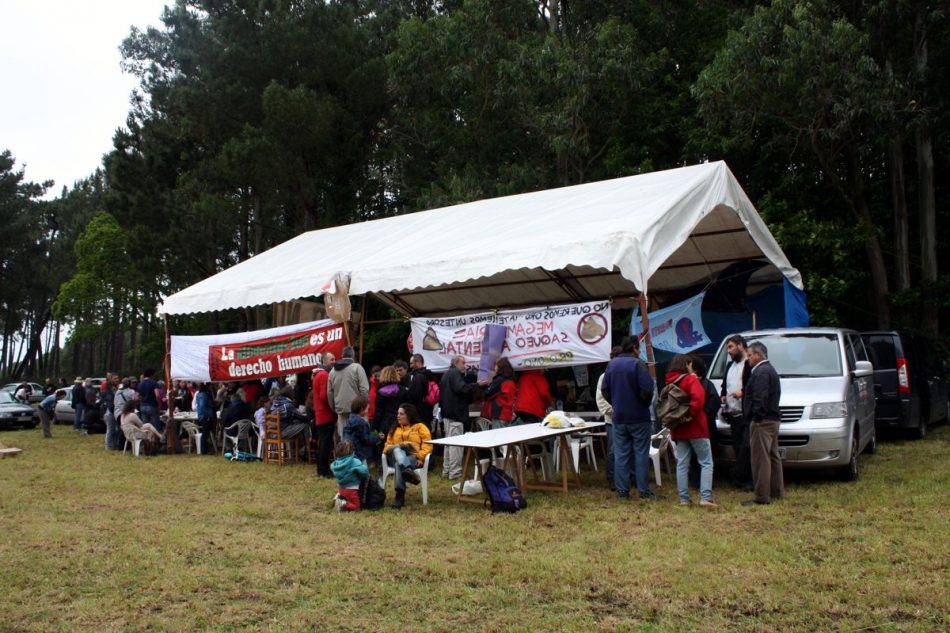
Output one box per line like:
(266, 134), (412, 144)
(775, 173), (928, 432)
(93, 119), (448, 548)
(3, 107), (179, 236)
(70, 377), (85, 431)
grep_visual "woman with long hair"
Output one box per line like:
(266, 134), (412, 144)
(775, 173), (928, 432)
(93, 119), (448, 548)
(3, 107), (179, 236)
(666, 354), (716, 507)
(373, 365), (407, 434)
(480, 357), (517, 428)
(119, 399), (164, 446)
(382, 403), (432, 509)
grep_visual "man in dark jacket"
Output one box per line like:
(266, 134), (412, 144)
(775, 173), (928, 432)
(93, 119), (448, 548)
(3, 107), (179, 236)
(601, 336), (656, 500)
(406, 354), (434, 425)
(741, 342), (784, 506)
(70, 377), (85, 431)
(439, 355), (477, 479)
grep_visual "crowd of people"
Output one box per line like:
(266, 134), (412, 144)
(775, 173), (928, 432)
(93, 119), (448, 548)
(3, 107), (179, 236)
(17, 334), (784, 511)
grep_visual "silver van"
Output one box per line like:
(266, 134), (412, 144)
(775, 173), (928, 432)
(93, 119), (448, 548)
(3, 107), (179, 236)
(709, 328), (877, 481)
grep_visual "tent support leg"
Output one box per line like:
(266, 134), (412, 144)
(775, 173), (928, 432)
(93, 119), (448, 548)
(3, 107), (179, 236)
(163, 315), (179, 454)
(638, 294), (656, 379)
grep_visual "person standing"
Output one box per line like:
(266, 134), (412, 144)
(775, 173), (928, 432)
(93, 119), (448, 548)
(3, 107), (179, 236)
(406, 354), (434, 425)
(741, 342), (784, 506)
(70, 377), (85, 431)
(439, 355), (477, 480)
(101, 376), (119, 450)
(720, 334), (753, 490)
(38, 390), (63, 438)
(666, 355), (716, 507)
(373, 366), (408, 436)
(327, 346), (369, 441)
(595, 347), (622, 489)
(601, 336), (656, 501)
(513, 369), (552, 423)
(137, 369), (163, 432)
(479, 357), (517, 428)
(311, 355), (337, 477)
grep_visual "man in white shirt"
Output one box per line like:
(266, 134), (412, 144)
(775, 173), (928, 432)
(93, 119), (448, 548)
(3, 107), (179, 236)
(720, 334), (752, 490)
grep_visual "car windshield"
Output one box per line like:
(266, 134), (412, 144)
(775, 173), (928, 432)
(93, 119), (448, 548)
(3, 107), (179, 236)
(711, 333), (843, 378)
(0, 391), (18, 404)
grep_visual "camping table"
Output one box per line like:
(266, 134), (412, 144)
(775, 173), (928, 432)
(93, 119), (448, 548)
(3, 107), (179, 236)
(428, 421), (606, 504)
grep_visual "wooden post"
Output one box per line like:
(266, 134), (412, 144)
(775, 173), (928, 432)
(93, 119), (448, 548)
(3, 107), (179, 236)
(638, 293), (656, 379)
(163, 314), (180, 454)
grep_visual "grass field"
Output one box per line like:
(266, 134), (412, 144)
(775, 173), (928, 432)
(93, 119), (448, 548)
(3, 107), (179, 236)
(1, 424), (948, 632)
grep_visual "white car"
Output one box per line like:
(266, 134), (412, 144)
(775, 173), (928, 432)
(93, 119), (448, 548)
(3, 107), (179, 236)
(2, 382), (45, 405)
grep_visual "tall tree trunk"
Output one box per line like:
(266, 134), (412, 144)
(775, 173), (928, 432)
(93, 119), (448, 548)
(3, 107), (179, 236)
(889, 136), (911, 293)
(914, 8), (938, 333)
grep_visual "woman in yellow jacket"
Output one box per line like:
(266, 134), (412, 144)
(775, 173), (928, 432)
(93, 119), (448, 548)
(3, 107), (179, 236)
(383, 403), (432, 509)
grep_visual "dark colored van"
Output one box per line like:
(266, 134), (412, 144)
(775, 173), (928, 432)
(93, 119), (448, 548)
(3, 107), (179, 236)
(861, 331), (949, 439)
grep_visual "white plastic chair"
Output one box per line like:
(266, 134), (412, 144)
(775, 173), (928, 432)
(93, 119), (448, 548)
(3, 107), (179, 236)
(123, 437), (144, 457)
(181, 421), (203, 455)
(222, 419), (254, 455)
(649, 428), (673, 485)
(379, 452), (432, 505)
(552, 435), (597, 473)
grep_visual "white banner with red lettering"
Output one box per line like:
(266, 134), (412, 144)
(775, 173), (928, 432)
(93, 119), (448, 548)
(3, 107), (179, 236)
(171, 319), (344, 382)
(410, 300), (611, 371)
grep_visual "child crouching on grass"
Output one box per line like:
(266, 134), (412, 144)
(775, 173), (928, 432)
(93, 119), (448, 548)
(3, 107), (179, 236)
(331, 440), (368, 512)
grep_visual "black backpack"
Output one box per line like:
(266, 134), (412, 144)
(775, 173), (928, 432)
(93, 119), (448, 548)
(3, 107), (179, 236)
(656, 374), (692, 430)
(359, 476), (386, 511)
(482, 466), (527, 514)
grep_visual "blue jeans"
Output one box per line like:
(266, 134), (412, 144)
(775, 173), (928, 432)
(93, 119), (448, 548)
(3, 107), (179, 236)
(139, 404), (159, 426)
(613, 422), (653, 497)
(387, 447), (418, 492)
(605, 424), (615, 487)
(73, 402), (85, 430)
(675, 438), (713, 502)
(104, 409), (119, 450)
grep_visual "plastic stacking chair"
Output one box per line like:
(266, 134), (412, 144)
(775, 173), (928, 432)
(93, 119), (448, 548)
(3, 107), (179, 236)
(222, 419), (254, 455)
(123, 437), (145, 457)
(181, 421), (203, 455)
(552, 435), (598, 473)
(379, 453), (432, 505)
(262, 412), (299, 465)
(649, 427), (673, 485)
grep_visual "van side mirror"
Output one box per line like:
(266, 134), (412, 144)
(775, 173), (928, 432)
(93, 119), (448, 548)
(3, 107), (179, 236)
(853, 360), (873, 376)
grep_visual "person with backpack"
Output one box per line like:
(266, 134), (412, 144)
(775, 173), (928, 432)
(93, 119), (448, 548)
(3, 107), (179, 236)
(601, 336), (656, 501)
(665, 354), (717, 507)
(406, 354), (435, 425)
(479, 357), (517, 428)
(373, 366), (408, 437)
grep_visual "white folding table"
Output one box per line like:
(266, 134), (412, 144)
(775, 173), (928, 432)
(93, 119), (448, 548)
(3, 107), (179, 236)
(428, 421), (606, 504)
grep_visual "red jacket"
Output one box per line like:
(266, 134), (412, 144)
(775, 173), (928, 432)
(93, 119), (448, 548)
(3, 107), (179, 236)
(311, 368), (335, 426)
(514, 370), (552, 419)
(367, 376), (379, 421)
(665, 371), (709, 440)
(480, 378), (516, 422)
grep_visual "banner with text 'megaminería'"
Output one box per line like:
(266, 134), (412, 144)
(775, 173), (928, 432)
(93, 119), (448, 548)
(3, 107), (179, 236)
(410, 300), (611, 371)
(208, 321), (345, 381)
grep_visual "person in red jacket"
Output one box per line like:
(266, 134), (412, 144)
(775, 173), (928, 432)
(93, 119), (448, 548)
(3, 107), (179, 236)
(479, 357), (517, 427)
(514, 369), (552, 423)
(311, 353), (337, 478)
(666, 354), (716, 507)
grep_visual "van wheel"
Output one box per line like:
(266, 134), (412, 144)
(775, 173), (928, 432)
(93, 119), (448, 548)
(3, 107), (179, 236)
(864, 426), (877, 454)
(835, 433), (859, 482)
(908, 417), (928, 440)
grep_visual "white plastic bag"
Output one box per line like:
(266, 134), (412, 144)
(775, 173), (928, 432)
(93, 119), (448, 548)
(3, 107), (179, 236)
(451, 479), (484, 496)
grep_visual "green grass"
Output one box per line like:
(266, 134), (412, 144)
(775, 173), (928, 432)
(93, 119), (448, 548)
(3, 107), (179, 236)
(1, 425), (948, 632)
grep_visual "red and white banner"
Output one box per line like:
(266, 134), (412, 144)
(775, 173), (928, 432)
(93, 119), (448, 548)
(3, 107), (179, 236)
(170, 319), (343, 382)
(410, 300), (611, 371)
(208, 322), (345, 381)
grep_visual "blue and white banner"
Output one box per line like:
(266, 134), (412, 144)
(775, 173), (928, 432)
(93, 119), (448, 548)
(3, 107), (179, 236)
(630, 292), (710, 355)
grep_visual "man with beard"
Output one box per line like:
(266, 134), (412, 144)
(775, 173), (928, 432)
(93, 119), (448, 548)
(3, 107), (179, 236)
(720, 334), (753, 490)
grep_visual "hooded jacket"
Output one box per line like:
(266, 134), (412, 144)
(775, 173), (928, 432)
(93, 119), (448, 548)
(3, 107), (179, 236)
(480, 375), (516, 422)
(373, 382), (407, 432)
(383, 422), (432, 463)
(406, 367), (434, 422)
(327, 358), (369, 416)
(665, 371), (709, 440)
(514, 370), (552, 419)
(343, 413), (377, 462)
(310, 366), (335, 425)
(330, 453), (369, 489)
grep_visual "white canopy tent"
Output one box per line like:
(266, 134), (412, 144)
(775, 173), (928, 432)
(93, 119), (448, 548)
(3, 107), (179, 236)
(158, 161), (801, 318)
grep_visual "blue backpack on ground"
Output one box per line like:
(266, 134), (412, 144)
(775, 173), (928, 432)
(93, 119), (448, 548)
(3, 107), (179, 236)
(482, 466), (527, 513)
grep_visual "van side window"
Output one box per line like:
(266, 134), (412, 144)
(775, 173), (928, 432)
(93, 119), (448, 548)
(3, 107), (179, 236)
(851, 335), (870, 362)
(845, 335), (858, 371)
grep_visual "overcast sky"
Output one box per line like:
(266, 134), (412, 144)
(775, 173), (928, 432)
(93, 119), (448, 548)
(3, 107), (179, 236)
(1, 1), (169, 197)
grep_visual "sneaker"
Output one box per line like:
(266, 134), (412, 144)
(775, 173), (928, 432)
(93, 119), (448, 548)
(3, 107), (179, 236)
(639, 492), (662, 501)
(392, 490), (405, 509)
(334, 495), (346, 512)
(699, 499), (718, 508)
(679, 499), (692, 506)
(617, 491), (631, 500)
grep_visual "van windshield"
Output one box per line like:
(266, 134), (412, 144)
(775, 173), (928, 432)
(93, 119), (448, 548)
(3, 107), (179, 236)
(710, 333), (843, 378)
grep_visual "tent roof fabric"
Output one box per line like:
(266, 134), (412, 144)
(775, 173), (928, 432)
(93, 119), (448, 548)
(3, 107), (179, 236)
(158, 161), (801, 317)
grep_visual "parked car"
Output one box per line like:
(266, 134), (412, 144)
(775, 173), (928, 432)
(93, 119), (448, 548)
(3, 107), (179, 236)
(0, 390), (38, 429)
(53, 387), (76, 424)
(861, 331), (949, 439)
(709, 327), (877, 481)
(2, 382), (44, 405)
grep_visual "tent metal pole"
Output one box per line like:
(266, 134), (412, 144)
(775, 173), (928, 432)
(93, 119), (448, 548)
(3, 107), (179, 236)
(358, 294), (367, 364)
(163, 314), (178, 454)
(638, 294), (657, 379)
